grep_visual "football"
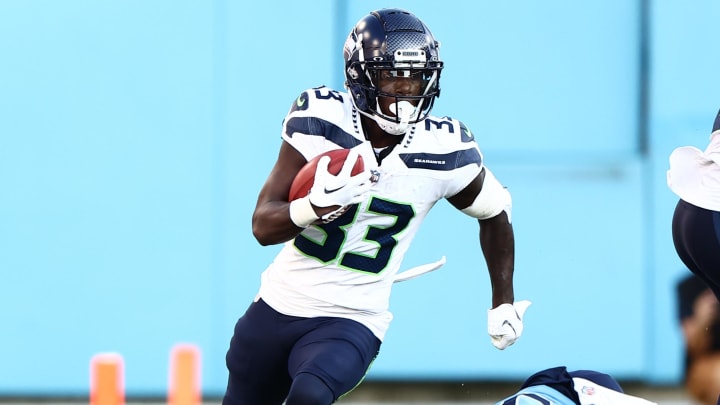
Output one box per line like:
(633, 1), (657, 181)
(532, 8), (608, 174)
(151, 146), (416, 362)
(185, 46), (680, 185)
(288, 149), (365, 201)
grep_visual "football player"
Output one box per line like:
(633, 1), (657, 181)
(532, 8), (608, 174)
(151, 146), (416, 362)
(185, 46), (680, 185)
(493, 366), (657, 405)
(668, 108), (720, 405)
(668, 108), (720, 300)
(223, 8), (529, 405)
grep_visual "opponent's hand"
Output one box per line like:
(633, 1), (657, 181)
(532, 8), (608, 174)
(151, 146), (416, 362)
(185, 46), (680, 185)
(308, 149), (372, 221)
(487, 300), (531, 350)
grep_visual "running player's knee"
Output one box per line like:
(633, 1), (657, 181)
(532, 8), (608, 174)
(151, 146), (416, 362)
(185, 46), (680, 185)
(285, 373), (334, 405)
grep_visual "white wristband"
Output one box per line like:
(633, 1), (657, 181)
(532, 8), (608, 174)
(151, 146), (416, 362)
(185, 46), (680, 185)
(289, 196), (319, 228)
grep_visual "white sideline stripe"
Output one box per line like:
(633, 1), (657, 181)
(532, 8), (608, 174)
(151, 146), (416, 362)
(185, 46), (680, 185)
(393, 256), (446, 283)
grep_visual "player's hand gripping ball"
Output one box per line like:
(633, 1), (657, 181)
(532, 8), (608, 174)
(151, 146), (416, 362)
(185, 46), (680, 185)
(287, 149), (372, 227)
(288, 149), (365, 201)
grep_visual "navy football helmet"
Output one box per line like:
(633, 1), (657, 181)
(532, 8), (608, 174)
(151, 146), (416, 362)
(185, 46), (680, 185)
(343, 9), (443, 135)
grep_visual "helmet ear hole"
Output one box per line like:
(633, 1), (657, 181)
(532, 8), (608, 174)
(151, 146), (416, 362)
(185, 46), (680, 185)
(349, 85), (368, 111)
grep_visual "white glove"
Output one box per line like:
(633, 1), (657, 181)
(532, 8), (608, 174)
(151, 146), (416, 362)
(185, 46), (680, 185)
(487, 300), (531, 350)
(309, 149), (372, 221)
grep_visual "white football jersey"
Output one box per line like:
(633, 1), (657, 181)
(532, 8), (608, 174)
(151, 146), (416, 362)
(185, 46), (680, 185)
(258, 86), (486, 340)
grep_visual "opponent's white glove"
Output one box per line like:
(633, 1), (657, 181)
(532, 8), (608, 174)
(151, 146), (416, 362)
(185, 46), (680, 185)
(487, 300), (531, 350)
(309, 149), (372, 222)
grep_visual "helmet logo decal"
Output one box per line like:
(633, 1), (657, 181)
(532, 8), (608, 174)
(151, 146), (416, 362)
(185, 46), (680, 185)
(356, 33), (365, 63)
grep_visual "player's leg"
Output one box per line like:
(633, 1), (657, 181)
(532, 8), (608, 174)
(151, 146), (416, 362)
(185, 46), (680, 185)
(672, 199), (720, 298)
(222, 299), (294, 405)
(686, 353), (720, 405)
(285, 317), (381, 405)
(284, 373), (334, 404)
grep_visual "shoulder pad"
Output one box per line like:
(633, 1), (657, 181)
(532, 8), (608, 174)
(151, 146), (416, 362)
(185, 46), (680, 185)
(288, 86), (348, 115)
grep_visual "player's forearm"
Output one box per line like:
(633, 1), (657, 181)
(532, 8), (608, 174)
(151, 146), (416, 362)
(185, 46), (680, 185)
(479, 213), (515, 307)
(252, 201), (304, 245)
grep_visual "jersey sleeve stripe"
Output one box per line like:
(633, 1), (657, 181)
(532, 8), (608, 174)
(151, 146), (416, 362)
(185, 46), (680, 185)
(285, 116), (363, 149)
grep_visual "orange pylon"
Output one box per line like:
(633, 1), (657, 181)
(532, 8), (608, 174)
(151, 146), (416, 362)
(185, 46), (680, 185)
(90, 353), (125, 405)
(167, 343), (201, 405)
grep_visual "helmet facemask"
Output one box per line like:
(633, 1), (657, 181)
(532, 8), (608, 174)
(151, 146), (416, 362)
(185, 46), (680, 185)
(365, 64), (441, 135)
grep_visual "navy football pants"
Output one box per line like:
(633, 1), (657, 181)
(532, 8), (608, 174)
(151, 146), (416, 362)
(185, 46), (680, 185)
(672, 199), (720, 299)
(222, 298), (381, 405)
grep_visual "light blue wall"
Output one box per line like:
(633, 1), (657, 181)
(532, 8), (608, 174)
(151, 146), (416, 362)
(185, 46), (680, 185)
(1, 0), (717, 397)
